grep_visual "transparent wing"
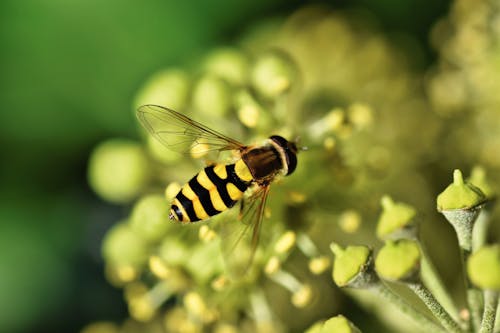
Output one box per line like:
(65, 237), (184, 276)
(216, 185), (271, 279)
(136, 104), (246, 155)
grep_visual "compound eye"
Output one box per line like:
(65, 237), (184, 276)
(285, 151), (297, 175)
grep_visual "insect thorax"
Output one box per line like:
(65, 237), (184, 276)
(241, 145), (285, 185)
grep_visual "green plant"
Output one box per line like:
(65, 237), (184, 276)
(84, 1), (500, 332)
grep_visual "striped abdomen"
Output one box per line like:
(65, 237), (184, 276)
(170, 160), (253, 223)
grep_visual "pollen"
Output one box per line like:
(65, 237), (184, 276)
(291, 284), (313, 308)
(274, 231), (296, 254)
(348, 102), (373, 129)
(323, 137), (336, 152)
(338, 210), (361, 233)
(149, 256), (171, 279)
(129, 296), (156, 322)
(199, 225), (217, 242)
(287, 191), (307, 204)
(308, 256), (331, 275)
(265, 256), (281, 275)
(211, 275), (230, 291)
(115, 264), (138, 284)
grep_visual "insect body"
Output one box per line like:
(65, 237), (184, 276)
(136, 104), (299, 272)
(171, 136), (297, 223)
(171, 161), (251, 223)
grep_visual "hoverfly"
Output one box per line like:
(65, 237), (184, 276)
(136, 104), (299, 274)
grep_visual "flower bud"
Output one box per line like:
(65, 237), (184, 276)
(467, 244), (500, 290)
(467, 166), (495, 201)
(376, 195), (417, 240)
(330, 243), (375, 288)
(130, 194), (170, 243)
(192, 75), (232, 117)
(203, 48), (249, 86)
(251, 51), (296, 99)
(102, 222), (148, 267)
(321, 315), (361, 333)
(375, 240), (421, 282)
(134, 68), (190, 111)
(437, 169), (486, 212)
(437, 169), (486, 251)
(88, 139), (150, 203)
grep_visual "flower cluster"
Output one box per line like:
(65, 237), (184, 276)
(84, 2), (500, 333)
(328, 168), (499, 333)
(428, 0), (500, 171)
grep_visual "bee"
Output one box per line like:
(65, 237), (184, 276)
(137, 104), (299, 273)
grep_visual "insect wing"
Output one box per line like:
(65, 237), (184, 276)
(216, 186), (271, 279)
(136, 104), (245, 155)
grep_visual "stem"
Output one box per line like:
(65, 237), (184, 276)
(480, 290), (499, 333)
(408, 282), (463, 333)
(458, 245), (483, 331)
(453, 218), (474, 254)
(419, 242), (460, 322)
(450, 208), (482, 332)
(371, 282), (446, 333)
(495, 299), (500, 333)
(468, 288), (484, 332)
(472, 210), (490, 252)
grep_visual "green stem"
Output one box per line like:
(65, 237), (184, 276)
(371, 282), (446, 333)
(453, 220), (481, 331)
(472, 210), (490, 252)
(480, 290), (498, 333)
(407, 282), (463, 333)
(468, 287), (484, 332)
(453, 219), (474, 254)
(495, 300), (500, 333)
(458, 245), (482, 332)
(419, 242), (460, 322)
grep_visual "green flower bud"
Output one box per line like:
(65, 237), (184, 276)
(304, 321), (323, 333)
(192, 75), (232, 117)
(234, 89), (267, 129)
(376, 196), (417, 240)
(467, 166), (495, 201)
(134, 68), (190, 111)
(375, 240), (421, 282)
(130, 194), (171, 243)
(251, 51), (296, 99)
(321, 315), (361, 333)
(437, 169), (486, 211)
(88, 139), (150, 203)
(331, 243), (375, 288)
(203, 48), (249, 86)
(467, 244), (500, 290)
(102, 222), (149, 266)
(437, 169), (486, 252)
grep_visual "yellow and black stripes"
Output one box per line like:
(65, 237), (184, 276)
(170, 161), (252, 223)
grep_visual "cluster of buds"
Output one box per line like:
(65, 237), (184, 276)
(327, 168), (499, 333)
(82, 2), (500, 332)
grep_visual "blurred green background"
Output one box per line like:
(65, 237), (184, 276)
(0, 0), (450, 332)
